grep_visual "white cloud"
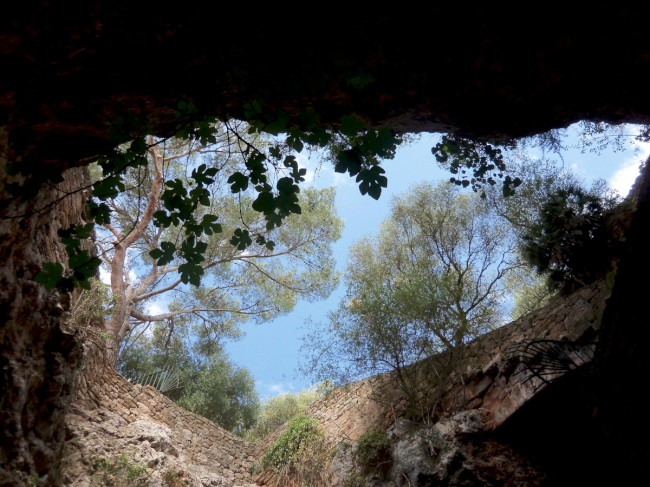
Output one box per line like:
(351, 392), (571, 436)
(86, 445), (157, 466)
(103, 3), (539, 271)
(145, 299), (168, 316)
(610, 159), (643, 197)
(99, 265), (111, 285)
(296, 152), (354, 189)
(568, 161), (584, 179)
(610, 139), (650, 197)
(332, 171), (353, 187)
(259, 381), (296, 399)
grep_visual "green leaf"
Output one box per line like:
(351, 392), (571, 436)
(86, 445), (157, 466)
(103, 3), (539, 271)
(69, 252), (100, 278)
(149, 248), (163, 259)
(88, 201), (112, 225)
(277, 177), (298, 195)
(76, 278), (92, 290)
(252, 191), (275, 214)
(367, 185), (382, 200)
(200, 214), (222, 235)
(178, 262), (204, 286)
(153, 210), (172, 228)
(339, 114), (366, 136)
(347, 73), (374, 89)
(227, 172), (249, 193)
(92, 175), (124, 200)
(35, 263), (64, 290)
(151, 241), (176, 266)
(264, 111), (290, 135)
(74, 223), (95, 239)
(334, 150), (362, 176)
(230, 228), (253, 250)
(286, 133), (304, 152)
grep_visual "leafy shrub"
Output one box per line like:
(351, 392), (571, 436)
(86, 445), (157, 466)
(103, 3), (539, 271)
(244, 388), (319, 442)
(356, 429), (392, 473)
(262, 415), (329, 486)
(522, 185), (621, 296)
(344, 472), (366, 487)
(91, 453), (147, 486)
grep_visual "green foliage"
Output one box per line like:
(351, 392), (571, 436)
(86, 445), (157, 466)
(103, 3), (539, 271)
(92, 123), (342, 362)
(505, 269), (557, 321)
(35, 121), (151, 291)
(521, 184), (621, 295)
(35, 224), (101, 291)
(117, 323), (194, 399)
(37, 98), (399, 293)
(431, 122), (646, 201)
(329, 114), (400, 201)
(344, 473), (367, 487)
(481, 154), (625, 315)
(28, 118), (649, 294)
(245, 388), (320, 442)
(68, 277), (110, 330)
(301, 181), (519, 418)
(432, 135), (520, 197)
(109, 169), (340, 351)
(91, 453), (147, 486)
(178, 353), (260, 435)
(262, 415), (321, 471)
(118, 331), (260, 435)
(261, 415), (329, 485)
(356, 429), (392, 472)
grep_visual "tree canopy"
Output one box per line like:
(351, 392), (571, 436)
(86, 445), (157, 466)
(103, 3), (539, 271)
(83, 123), (343, 363)
(301, 181), (521, 414)
(118, 324), (259, 434)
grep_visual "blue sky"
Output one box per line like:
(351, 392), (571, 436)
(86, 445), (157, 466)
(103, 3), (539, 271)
(224, 125), (650, 400)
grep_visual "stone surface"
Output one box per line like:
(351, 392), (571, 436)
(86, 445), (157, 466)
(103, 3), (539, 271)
(0, 162), (89, 486)
(3, 6), (650, 169)
(62, 346), (259, 487)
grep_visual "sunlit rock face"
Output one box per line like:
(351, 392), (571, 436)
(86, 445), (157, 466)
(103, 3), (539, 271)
(62, 348), (258, 487)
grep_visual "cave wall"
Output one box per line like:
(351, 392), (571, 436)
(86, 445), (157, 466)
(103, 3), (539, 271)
(0, 138), (88, 485)
(4, 5), (650, 169)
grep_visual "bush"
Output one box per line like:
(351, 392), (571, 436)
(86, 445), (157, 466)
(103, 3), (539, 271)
(344, 472), (366, 487)
(522, 185), (621, 296)
(262, 415), (329, 486)
(356, 429), (392, 473)
(245, 388), (319, 442)
(91, 453), (147, 486)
